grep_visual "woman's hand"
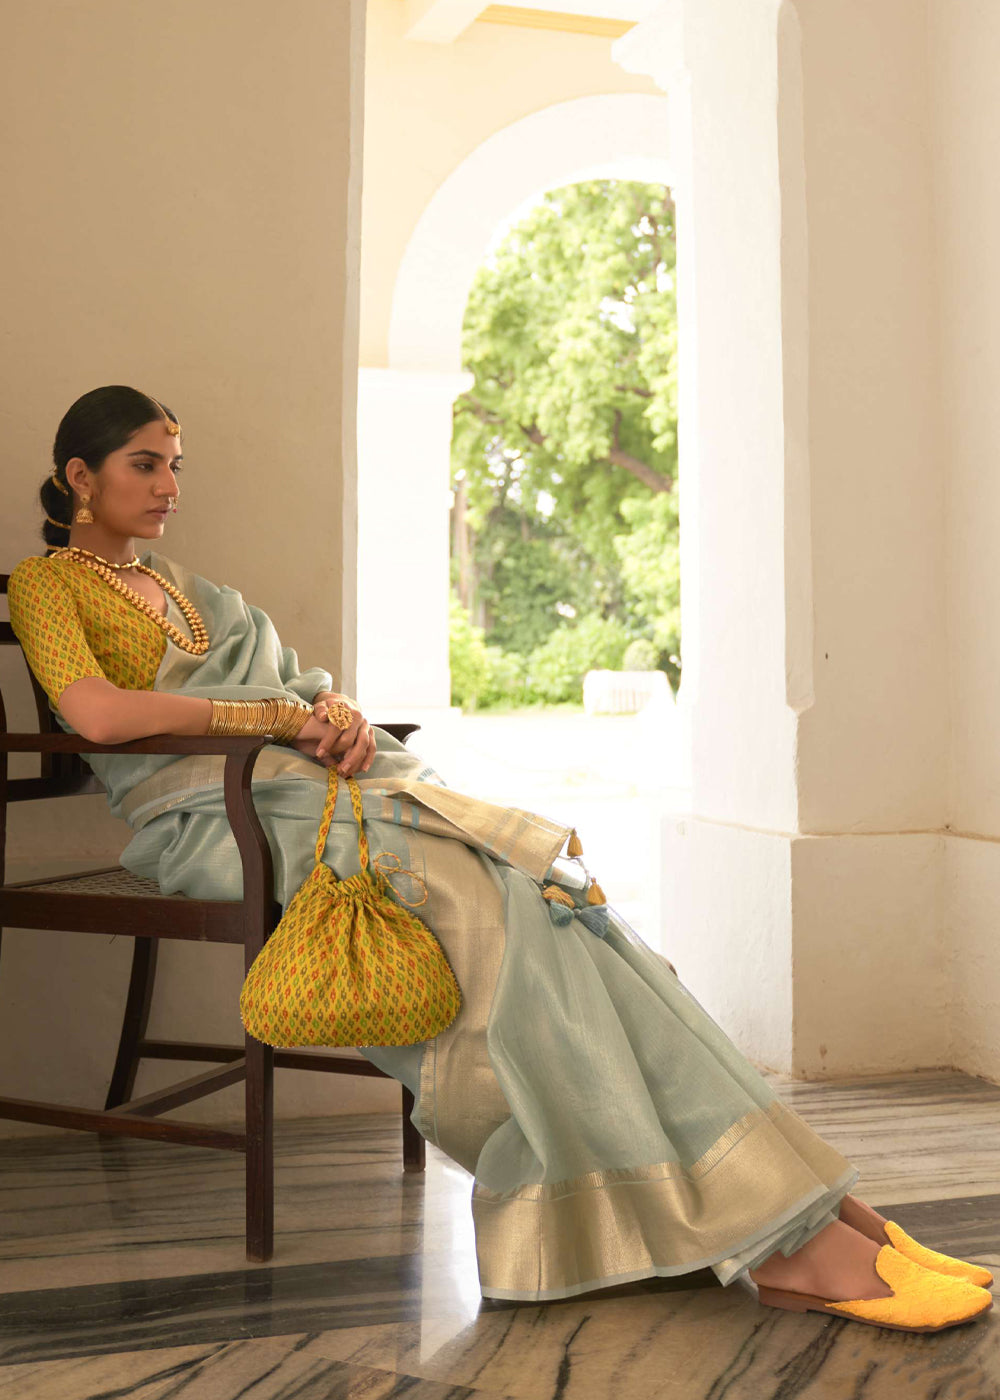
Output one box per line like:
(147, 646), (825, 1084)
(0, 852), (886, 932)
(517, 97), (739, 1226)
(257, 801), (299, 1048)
(292, 693), (376, 776)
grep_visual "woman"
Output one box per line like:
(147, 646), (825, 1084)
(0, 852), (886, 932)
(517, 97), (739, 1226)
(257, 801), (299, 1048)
(7, 385), (993, 1334)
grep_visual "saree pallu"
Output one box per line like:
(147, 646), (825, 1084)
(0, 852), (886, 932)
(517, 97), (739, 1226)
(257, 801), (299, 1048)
(83, 555), (859, 1300)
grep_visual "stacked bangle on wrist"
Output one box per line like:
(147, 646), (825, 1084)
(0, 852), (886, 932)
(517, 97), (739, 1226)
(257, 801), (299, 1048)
(207, 697), (314, 743)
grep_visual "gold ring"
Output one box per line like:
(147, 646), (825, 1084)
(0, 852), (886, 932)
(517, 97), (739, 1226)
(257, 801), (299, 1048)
(325, 699), (354, 730)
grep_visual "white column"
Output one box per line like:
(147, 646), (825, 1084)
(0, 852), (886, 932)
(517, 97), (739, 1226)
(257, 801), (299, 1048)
(356, 367), (473, 716)
(614, 0), (799, 1070)
(613, 0), (951, 1079)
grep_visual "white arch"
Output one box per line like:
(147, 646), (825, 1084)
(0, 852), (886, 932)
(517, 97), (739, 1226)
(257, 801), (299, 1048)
(358, 92), (673, 715)
(387, 92), (673, 372)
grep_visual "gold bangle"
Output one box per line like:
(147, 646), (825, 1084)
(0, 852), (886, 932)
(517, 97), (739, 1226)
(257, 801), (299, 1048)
(283, 702), (314, 741)
(266, 698), (301, 742)
(208, 697), (313, 742)
(209, 698), (254, 737)
(207, 699), (233, 735)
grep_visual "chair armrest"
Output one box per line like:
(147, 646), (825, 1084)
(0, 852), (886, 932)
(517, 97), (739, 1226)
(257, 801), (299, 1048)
(0, 733), (274, 756)
(0, 732), (278, 948)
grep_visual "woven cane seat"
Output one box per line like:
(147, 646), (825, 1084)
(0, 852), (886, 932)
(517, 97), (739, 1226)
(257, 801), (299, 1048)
(16, 868), (179, 899)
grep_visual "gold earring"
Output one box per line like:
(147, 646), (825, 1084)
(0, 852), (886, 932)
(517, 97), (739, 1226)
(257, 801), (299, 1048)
(75, 494), (94, 525)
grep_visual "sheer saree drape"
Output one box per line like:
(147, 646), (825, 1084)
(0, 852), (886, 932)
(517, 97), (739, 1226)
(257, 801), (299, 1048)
(71, 554), (859, 1300)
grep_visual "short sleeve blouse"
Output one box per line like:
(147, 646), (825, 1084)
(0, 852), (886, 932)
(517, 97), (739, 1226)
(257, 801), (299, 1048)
(7, 555), (167, 707)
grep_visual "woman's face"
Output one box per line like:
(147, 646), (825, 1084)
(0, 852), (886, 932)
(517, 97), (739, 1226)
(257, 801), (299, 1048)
(66, 419), (183, 540)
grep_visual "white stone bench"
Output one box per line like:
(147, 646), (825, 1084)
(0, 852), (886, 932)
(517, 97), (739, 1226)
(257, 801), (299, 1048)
(583, 669), (674, 715)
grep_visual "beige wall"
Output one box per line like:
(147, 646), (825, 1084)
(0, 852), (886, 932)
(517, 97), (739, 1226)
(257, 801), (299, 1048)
(929, 0), (1000, 1080)
(0, 0), (399, 1128)
(785, 0), (952, 1074)
(1, 1), (361, 692)
(931, 0), (1000, 834)
(795, 0), (945, 834)
(790, 0), (1000, 1080)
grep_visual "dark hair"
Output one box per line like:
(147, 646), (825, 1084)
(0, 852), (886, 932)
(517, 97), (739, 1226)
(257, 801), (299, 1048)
(40, 385), (181, 552)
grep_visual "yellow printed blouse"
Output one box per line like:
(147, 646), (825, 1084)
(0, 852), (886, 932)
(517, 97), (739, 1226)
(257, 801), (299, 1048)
(7, 554), (168, 707)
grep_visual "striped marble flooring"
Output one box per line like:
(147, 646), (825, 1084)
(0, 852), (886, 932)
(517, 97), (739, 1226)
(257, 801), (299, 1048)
(0, 1070), (998, 1399)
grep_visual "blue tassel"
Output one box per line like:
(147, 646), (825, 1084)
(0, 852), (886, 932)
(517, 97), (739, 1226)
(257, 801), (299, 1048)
(577, 905), (609, 939)
(546, 901), (575, 927)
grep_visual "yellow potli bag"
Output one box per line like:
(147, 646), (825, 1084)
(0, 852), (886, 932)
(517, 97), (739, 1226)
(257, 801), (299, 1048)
(239, 768), (462, 1047)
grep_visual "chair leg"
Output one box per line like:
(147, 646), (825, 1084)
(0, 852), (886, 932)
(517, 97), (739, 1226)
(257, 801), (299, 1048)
(402, 1085), (426, 1173)
(104, 937), (158, 1110)
(245, 1033), (274, 1262)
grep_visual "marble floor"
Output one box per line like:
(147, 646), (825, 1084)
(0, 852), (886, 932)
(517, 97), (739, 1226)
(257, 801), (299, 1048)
(0, 1069), (998, 1399)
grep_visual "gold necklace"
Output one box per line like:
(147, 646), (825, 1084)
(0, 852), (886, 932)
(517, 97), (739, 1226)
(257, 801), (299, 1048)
(65, 546), (140, 569)
(54, 546), (210, 656)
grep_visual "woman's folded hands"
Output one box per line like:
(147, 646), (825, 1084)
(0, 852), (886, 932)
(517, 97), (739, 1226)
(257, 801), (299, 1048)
(293, 691), (376, 777)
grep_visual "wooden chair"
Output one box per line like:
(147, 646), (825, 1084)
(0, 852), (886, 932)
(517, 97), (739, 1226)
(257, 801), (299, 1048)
(0, 572), (425, 1262)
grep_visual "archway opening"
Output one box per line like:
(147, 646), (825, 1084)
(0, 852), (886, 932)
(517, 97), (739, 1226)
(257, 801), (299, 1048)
(443, 176), (680, 939)
(356, 94), (682, 945)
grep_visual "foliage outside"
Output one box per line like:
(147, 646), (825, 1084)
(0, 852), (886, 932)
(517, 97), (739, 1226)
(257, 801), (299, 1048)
(450, 179), (680, 710)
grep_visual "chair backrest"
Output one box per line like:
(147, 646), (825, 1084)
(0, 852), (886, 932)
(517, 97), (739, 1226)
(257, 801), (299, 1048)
(0, 572), (103, 803)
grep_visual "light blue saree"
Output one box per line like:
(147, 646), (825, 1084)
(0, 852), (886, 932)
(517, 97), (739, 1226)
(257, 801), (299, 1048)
(73, 553), (859, 1300)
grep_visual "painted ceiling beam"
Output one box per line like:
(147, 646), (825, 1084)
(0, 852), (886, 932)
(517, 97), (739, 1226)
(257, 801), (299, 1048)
(402, 0), (488, 42)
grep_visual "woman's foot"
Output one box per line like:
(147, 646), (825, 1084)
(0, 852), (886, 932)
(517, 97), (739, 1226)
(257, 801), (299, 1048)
(751, 1233), (992, 1331)
(748, 1218), (893, 1301)
(749, 1210), (994, 1332)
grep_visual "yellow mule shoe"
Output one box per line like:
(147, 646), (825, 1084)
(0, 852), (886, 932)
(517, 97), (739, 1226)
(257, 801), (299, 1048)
(880, 1219), (994, 1290)
(755, 1245), (993, 1333)
(839, 1194), (994, 1289)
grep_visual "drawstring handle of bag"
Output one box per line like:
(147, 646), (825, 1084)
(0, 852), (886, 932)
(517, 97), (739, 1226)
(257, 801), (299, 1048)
(314, 768), (369, 869)
(314, 766), (428, 908)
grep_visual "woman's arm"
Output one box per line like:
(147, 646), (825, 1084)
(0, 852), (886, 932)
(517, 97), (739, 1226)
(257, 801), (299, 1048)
(9, 559), (370, 769)
(58, 677), (213, 745)
(7, 560), (216, 747)
(60, 678), (370, 773)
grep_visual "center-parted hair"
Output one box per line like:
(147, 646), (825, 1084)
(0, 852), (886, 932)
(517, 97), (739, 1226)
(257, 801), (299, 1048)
(41, 386), (181, 553)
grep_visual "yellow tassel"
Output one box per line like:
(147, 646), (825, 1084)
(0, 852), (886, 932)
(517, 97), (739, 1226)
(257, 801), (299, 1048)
(372, 851), (429, 908)
(587, 880), (606, 906)
(567, 831), (583, 857)
(542, 884), (576, 908)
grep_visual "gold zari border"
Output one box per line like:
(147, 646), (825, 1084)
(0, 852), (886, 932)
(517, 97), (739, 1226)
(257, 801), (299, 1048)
(119, 748), (326, 827)
(472, 1099), (856, 1299)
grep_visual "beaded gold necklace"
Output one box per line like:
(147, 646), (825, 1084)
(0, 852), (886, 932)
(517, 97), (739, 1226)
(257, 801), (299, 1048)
(53, 546), (210, 656)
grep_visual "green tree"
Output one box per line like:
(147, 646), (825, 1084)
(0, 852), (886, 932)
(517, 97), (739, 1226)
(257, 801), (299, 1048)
(526, 614), (630, 705)
(449, 594), (524, 711)
(613, 491), (681, 688)
(451, 177), (680, 702)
